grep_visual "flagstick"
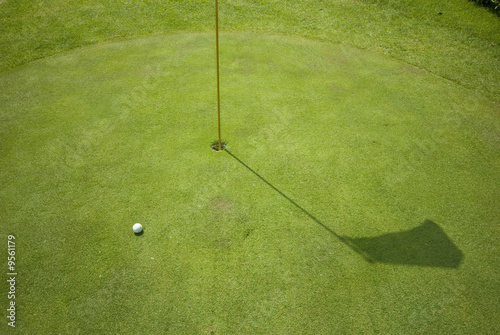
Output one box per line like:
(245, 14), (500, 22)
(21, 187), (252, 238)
(215, 0), (222, 151)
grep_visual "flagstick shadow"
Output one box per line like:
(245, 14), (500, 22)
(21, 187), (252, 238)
(225, 150), (376, 263)
(225, 150), (463, 268)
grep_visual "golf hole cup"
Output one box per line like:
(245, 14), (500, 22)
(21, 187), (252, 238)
(133, 223), (143, 234)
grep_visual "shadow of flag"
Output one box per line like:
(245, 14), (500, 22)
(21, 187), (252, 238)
(224, 151), (464, 268)
(342, 220), (463, 268)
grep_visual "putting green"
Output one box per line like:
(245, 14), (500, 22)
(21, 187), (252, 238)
(1, 33), (499, 334)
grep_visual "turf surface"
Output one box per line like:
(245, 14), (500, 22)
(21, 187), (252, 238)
(1, 0), (499, 101)
(2, 0), (500, 333)
(1, 32), (499, 334)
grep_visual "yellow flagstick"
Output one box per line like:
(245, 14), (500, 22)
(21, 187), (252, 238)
(215, 0), (222, 151)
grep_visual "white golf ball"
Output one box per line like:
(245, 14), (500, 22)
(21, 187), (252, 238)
(132, 223), (143, 233)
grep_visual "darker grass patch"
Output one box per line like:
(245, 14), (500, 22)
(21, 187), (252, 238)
(210, 197), (234, 212)
(470, 0), (500, 15)
(206, 325), (217, 334)
(244, 228), (254, 238)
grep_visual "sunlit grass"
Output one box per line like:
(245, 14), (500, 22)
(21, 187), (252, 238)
(1, 0), (499, 100)
(1, 1), (499, 334)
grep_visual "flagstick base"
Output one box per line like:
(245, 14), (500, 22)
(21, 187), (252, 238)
(211, 141), (227, 151)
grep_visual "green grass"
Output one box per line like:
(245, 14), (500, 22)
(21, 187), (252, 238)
(1, 0), (499, 101)
(1, 1), (499, 334)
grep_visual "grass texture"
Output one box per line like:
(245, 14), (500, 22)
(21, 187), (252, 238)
(0, 0), (499, 101)
(1, 1), (499, 334)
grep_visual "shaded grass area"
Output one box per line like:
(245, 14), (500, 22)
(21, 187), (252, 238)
(1, 33), (499, 334)
(470, 0), (500, 15)
(227, 150), (463, 268)
(0, 0), (499, 101)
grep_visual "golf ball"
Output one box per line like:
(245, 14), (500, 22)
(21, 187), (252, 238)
(132, 223), (143, 233)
